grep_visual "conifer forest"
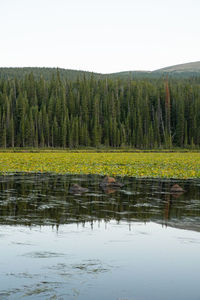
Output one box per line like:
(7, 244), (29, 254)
(0, 70), (200, 149)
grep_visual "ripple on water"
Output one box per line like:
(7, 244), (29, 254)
(22, 251), (66, 258)
(0, 174), (200, 300)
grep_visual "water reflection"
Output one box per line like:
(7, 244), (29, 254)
(1, 221), (200, 300)
(1, 174), (200, 300)
(0, 173), (200, 231)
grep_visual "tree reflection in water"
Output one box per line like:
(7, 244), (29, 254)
(0, 173), (199, 231)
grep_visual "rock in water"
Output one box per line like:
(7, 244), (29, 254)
(69, 184), (89, 194)
(170, 184), (184, 193)
(100, 176), (124, 188)
(101, 187), (119, 194)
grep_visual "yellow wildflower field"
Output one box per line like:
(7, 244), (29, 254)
(0, 152), (200, 178)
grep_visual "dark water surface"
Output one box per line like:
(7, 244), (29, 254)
(0, 174), (200, 300)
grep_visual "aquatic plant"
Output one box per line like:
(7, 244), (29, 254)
(0, 152), (200, 179)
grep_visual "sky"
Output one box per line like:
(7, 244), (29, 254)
(0, 0), (200, 73)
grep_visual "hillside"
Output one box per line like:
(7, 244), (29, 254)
(111, 61), (200, 79)
(105, 70), (151, 79)
(0, 67), (152, 81)
(113, 61), (200, 79)
(154, 61), (200, 73)
(0, 67), (102, 81)
(0, 61), (200, 81)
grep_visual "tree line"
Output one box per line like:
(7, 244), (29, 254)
(0, 71), (200, 148)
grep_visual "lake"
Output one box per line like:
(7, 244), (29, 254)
(0, 174), (200, 300)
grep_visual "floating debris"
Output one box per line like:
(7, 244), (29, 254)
(69, 184), (89, 194)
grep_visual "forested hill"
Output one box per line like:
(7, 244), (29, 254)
(0, 67), (152, 80)
(0, 67), (103, 81)
(0, 71), (200, 149)
(1, 61), (200, 80)
(111, 61), (200, 79)
(154, 61), (200, 73)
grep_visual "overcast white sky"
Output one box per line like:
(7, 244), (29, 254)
(0, 0), (199, 73)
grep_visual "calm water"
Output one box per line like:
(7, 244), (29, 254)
(0, 174), (200, 300)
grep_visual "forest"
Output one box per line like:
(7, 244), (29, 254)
(0, 70), (200, 149)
